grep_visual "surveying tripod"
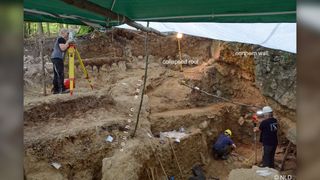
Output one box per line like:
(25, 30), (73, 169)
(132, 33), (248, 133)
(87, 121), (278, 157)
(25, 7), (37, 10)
(64, 43), (93, 95)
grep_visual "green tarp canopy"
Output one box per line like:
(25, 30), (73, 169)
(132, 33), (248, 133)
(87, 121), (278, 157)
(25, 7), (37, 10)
(24, 0), (296, 26)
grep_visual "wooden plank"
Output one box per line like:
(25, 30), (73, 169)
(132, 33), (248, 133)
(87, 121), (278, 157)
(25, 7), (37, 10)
(280, 141), (292, 171)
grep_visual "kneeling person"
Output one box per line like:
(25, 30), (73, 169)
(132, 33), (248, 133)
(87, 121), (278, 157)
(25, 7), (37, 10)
(213, 129), (236, 160)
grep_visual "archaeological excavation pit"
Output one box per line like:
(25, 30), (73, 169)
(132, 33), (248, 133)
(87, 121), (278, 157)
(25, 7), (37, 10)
(24, 28), (297, 180)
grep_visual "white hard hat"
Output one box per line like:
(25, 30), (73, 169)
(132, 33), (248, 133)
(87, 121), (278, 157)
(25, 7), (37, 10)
(262, 106), (273, 113)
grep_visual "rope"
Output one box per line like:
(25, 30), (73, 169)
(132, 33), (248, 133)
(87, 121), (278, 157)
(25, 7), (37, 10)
(260, 23), (280, 45)
(132, 21), (150, 137)
(180, 81), (260, 108)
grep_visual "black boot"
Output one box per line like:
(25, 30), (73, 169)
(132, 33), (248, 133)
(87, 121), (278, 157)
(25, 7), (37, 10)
(59, 88), (70, 94)
(51, 87), (59, 94)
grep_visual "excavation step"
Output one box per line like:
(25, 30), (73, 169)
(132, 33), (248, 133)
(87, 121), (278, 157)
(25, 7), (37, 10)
(24, 91), (114, 126)
(149, 103), (237, 134)
(24, 119), (131, 180)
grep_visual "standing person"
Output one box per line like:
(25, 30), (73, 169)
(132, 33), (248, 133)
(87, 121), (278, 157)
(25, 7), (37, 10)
(212, 129), (237, 160)
(51, 28), (70, 94)
(254, 106), (278, 168)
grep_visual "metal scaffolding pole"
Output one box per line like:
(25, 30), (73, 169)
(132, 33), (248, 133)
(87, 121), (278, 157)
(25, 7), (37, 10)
(132, 22), (150, 137)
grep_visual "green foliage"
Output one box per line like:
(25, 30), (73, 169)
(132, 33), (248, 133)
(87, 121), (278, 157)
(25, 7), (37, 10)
(23, 22), (83, 38)
(76, 26), (94, 36)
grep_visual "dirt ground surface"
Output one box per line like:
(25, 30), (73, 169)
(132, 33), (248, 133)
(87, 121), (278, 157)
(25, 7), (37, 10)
(228, 166), (279, 180)
(24, 29), (297, 180)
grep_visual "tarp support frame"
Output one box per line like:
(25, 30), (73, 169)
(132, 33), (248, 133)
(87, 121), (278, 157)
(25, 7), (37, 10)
(62, 0), (165, 36)
(137, 11), (296, 21)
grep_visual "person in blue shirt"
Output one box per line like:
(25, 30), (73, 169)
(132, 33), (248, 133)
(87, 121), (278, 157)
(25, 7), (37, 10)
(213, 129), (236, 160)
(254, 106), (278, 168)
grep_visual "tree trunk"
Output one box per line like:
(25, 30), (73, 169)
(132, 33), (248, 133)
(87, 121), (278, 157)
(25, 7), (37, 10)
(24, 22), (28, 38)
(59, 23), (63, 28)
(46, 22), (50, 36)
(33, 23), (37, 35)
(37, 22), (43, 35)
(66, 24), (69, 29)
(27, 22), (31, 36)
(38, 28), (47, 96)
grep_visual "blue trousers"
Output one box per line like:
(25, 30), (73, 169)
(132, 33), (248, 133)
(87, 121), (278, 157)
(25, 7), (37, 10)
(213, 145), (230, 158)
(263, 145), (277, 168)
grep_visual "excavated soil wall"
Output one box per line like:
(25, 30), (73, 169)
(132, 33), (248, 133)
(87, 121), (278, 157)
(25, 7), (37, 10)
(24, 94), (114, 126)
(24, 29), (212, 60)
(138, 131), (208, 180)
(25, 124), (119, 180)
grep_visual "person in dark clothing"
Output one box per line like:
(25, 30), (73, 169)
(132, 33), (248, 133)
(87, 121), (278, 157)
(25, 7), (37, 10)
(212, 129), (236, 160)
(188, 164), (206, 180)
(254, 106), (278, 168)
(51, 28), (71, 94)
